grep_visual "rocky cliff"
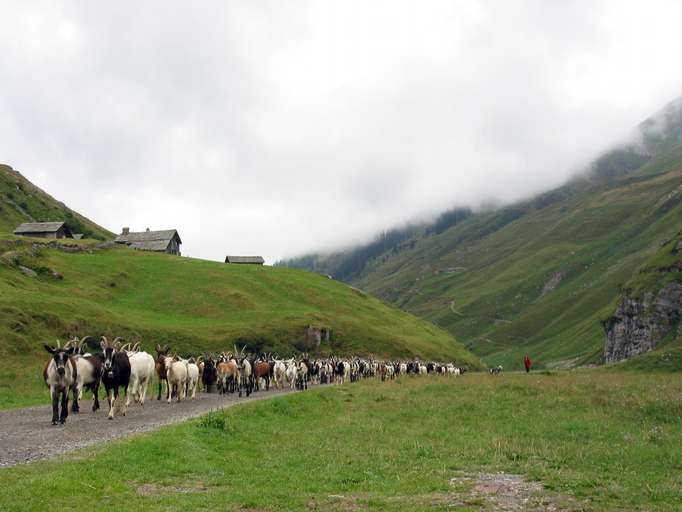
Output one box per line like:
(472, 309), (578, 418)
(603, 283), (682, 362)
(603, 233), (682, 363)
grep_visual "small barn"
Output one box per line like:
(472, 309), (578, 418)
(115, 227), (182, 256)
(14, 222), (73, 239)
(225, 255), (265, 265)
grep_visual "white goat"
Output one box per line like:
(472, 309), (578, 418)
(285, 359), (298, 390)
(186, 360), (200, 399)
(273, 359), (286, 390)
(127, 350), (156, 406)
(165, 356), (189, 402)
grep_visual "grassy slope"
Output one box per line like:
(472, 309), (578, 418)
(0, 371), (680, 511)
(347, 147), (682, 370)
(0, 243), (480, 408)
(0, 164), (113, 239)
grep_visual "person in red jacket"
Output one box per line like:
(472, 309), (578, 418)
(523, 355), (532, 373)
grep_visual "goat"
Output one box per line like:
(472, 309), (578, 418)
(43, 341), (78, 425)
(155, 344), (170, 401)
(66, 336), (102, 413)
(296, 360), (308, 390)
(285, 359), (298, 390)
(234, 346), (251, 398)
(216, 353), (240, 395)
(201, 355), (218, 393)
(273, 359), (286, 390)
(165, 355), (189, 402)
(100, 336), (131, 420)
(196, 357), (205, 392)
(127, 347), (155, 407)
(185, 359), (200, 399)
(254, 357), (271, 391)
(335, 360), (350, 385)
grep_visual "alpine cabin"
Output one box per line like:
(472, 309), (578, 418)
(225, 255), (265, 265)
(14, 222), (73, 239)
(115, 227), (182, 256)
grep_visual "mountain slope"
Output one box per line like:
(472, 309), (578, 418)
(283, 97), (682, 370)
(0, 164), (113, 239)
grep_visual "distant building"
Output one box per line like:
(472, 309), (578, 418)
(225, 255), (265, 265)
(14, 222), (73, 239)
(115, 227), (182, 256)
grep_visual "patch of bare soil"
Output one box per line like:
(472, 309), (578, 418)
(449, 472), (587, 511)
(313, 472), (586, 511)
(135, 481), (210, 496)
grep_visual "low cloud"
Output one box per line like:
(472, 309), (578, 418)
(0, 1), (681, 261)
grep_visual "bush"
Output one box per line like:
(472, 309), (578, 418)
(197, 410), (232, 433)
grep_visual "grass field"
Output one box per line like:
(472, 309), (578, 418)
(0, 241), (480, 409)
(0, 370), (680, 511)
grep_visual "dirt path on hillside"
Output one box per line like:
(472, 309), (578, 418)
(0, 387), (298, 468)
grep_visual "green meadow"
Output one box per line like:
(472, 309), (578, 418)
(0, 242), (480, 409)
(1, 370), (680, 511)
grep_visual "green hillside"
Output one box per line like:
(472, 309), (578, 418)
(283, 97), (682, 370)
(0, 164), (113, 240)
(0, 240), (480, 408)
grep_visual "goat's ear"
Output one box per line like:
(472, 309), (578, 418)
(155, 344), (161, 353)
(44, 344), (55, 354)
(66, 347), (75, 355)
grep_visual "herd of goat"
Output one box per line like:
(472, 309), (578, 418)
(42, 336), (468, 425)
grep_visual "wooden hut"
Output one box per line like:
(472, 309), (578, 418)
(14, 222), (73, 239)
(225, 255), (265, 265)
(115, 227), (182, 256)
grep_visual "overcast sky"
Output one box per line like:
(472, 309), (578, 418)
(1, 1), (681, 262)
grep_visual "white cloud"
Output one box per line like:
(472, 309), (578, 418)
(0, 1), (681, 262)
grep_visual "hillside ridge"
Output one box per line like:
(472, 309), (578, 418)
(0, 163), (113, 240)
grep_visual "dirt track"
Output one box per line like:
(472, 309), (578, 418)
(0, 387), (297, 468)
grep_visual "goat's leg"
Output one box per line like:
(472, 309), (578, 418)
(122, 385), (129, 415)
(51, 388), (59, 425)
(107, 387), (115, 420)
(126, 377), (136, 408)
(140, 377), (148, 405)
(92, 382), (100, 412)
(71, 384), (80, 413)
(60, 389), (69, 424)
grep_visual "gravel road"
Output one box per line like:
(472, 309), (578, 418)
(0, 388), (297, 468)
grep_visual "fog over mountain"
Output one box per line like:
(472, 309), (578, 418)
(0, 1), (681, 262)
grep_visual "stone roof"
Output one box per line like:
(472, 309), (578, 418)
(14, 222), (68, 234)
(129, 240), (173, 251)
(225, 255), (265, 264)
(115, 229), (181, 244)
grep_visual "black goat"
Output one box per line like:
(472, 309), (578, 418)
(99, 336), (131, 420)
